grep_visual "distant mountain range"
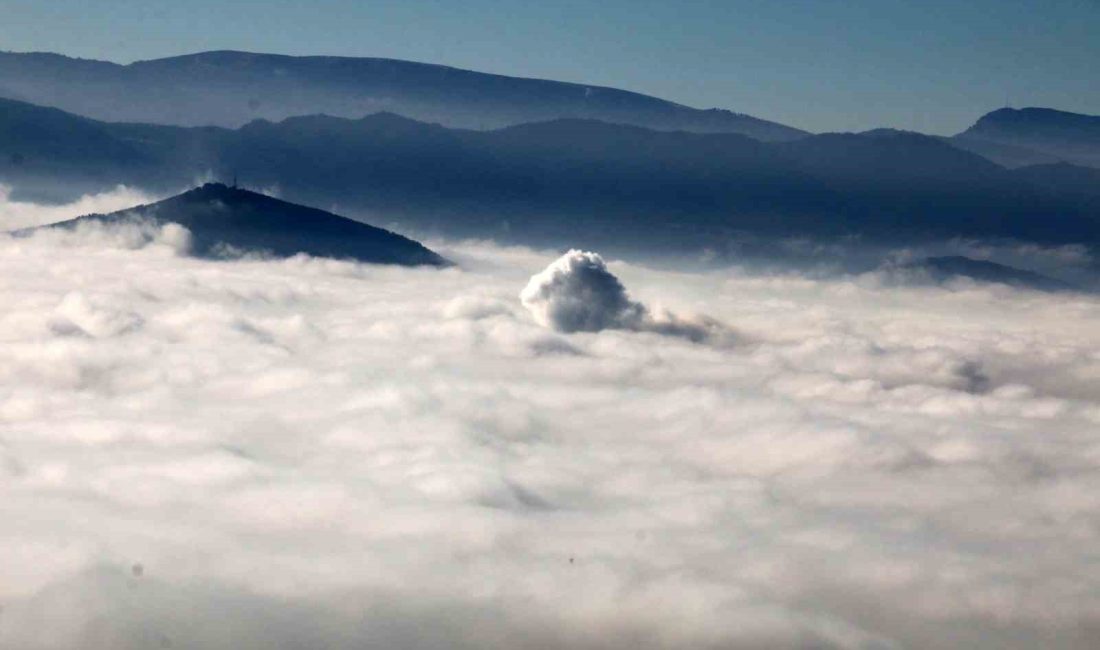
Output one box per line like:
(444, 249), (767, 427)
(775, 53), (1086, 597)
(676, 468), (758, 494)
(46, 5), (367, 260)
(13, 182), (447, 266)
(0, 50), (806, 141)
(2, 96), (1098, 259)
(1, 49), (1096, 171)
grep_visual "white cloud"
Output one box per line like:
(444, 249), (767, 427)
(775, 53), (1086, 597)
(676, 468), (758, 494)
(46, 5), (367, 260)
(521, 250), (648, 332)
(13, 217), (194, 257)
(0, 184), (160, 231)
(0, 222), (1098, 649)
(521, 249), (734, 343)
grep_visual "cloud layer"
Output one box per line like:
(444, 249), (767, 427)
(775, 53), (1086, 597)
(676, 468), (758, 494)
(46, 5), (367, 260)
(1, 213), (1099, 648)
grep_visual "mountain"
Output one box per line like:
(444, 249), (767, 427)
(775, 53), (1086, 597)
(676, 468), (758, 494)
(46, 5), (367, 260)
(15, 183), (448, 266)
(0, 50), (807, 141)
(945, 135), (1063, 169)
(902, 256), (1078, 292)
(861, 127), (1058, 169)
(1008, 162), (1100, 211)
(954, 107), (1100, 169)
(0, 96), (153, 176)
(3, 97), (1099, 259)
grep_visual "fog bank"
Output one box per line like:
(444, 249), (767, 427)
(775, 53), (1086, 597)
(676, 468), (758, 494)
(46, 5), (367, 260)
(1, 211), (1099, 648)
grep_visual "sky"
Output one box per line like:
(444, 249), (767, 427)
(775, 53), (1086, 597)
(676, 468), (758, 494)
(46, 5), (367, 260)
(0, 0), (1096, 134)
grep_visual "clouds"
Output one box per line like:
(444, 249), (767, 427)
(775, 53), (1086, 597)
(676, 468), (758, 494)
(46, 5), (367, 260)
(0, 228), (1099, 649)
(15, 218), (194, 257)
(521, 249), (732, 343)
(0, 184), (159, 231)
(521, 249), (647, 332)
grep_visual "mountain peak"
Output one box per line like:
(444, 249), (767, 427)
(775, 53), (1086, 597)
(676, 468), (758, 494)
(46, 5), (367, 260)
(170, 182), (284, 207)
(957, 106), (1100, 169)
(28, 185), (448, 266)
(184, 182), (270, 200)
(190, 181), (237, 195)
(974, 107), (1100, 129)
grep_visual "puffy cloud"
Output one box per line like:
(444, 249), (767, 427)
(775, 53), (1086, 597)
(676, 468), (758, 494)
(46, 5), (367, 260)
(521, 249), (647, 332)
(0, 223), (1098, 648)
(521, 249), (732, 343)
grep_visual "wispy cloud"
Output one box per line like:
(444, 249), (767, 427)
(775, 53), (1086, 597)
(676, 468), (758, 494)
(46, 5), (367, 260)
(0, 184), (160, 231)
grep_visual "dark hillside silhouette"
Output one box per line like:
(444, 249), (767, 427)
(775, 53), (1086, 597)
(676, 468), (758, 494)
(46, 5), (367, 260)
(3, 97), (1099, 257)
(16, 182), (448, 266)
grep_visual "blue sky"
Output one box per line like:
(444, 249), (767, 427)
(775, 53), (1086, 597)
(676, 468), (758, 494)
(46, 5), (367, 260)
(0, 0), (1096, 134)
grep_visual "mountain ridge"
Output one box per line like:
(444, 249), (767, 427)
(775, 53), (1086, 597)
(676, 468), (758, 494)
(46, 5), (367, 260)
(901, 255), (1078, 292)
(0, 49), (807, 141)
(3, 96), (1099, 259)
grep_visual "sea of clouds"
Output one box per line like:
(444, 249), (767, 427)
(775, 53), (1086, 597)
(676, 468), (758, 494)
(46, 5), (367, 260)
(1, 189), (1099, 649)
